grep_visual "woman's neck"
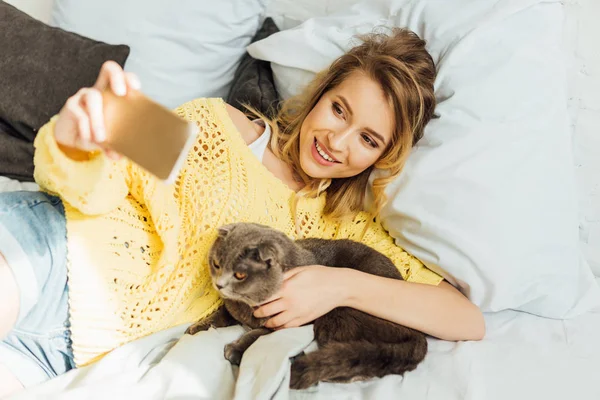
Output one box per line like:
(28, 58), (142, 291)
(251, 119), (305, 193)
(262, 147), (305, 193)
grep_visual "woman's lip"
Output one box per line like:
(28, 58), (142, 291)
(314, 139), (340, 163)
(312, 139), (338, 166)
(316, 139), (340, 162)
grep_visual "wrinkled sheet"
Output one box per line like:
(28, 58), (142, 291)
(12, 279), (600, 400)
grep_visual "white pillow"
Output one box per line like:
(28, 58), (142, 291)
(51, 0), (267, 108)
(266, 0), (362, 31)
(248, 0), (600, 318)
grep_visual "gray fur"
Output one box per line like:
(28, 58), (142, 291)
(186, 223), (427, 389)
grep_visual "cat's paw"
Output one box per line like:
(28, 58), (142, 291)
(224, 343), (244, 365)
(290, 357), (319, 390)
(185, 321), (211, 336)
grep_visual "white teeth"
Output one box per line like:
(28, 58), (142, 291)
(315, 141), (336, 163)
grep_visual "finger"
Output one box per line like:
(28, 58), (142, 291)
(279, 318), (303, 330)
(265, 312), (294, 329)
(259, 292), (283, 306)
(254, 299), (286, 319)
(125, 72), (141, 91)
(93, 61), (127, 96)
(65, 95), (93, 150)
(105, 149), (122, 160)
(81, 88), (105, 143)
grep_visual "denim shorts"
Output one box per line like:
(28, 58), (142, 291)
(0, 191), (75, 388)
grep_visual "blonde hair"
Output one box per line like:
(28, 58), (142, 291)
(251, 28), (436, 223)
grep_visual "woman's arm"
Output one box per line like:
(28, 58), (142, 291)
(341, 268), (485, 341)
(254, 265), (485, 342)
(34, 62), (139, 215)
(34, 116), (130, 215)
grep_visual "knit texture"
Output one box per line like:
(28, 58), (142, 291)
(33, 98), (442, 367)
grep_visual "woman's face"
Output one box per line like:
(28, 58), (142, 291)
(299, 71), (395, 179)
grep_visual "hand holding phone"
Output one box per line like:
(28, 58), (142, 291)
(101, 88), (198, 183)
(54, 61), (197, 183)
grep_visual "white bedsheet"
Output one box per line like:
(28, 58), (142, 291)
(12, 278), (600, 400)
(2, 176), (598, 399)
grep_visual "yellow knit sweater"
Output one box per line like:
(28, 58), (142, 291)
(33, 98), (442, 367)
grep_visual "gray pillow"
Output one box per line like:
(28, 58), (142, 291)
(227, 18), (280, 118)
(0, 1), (130, 130)
(0, 117), (34, 181)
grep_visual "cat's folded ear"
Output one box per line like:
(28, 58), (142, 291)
(218, 224), (236, 238)
(257, 242), (281, 268)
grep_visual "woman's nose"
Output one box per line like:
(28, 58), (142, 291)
(327, 130), (350, 152)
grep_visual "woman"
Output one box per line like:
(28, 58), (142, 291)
(0, 28), (484, 395)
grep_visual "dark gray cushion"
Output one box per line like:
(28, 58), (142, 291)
(0, 117), (34, 181)
(0, 1), (130, 131)
(227, 18), (280, 118)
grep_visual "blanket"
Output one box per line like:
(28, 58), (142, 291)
(10, 325), (316, 400)
(10, 294), (600, 400)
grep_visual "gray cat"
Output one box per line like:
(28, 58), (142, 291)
(186, 222), (428, 390)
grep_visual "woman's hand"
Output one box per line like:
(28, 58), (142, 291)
(253, 265), (351, 329)
(54, 61), (141, 160)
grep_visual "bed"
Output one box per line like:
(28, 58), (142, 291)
(7, 279), (600, 400)
(3, 0), (600, 399)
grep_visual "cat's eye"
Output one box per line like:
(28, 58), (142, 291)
(212, 261), (220, 270)
(234, 272), (247, 281)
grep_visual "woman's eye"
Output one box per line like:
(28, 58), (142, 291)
(234, 272), (247, 280)
(332, 102), (344, 117)
(362, 134), (378, 148)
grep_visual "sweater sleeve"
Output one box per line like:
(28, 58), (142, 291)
(33, 116), (130, 215)
(33, 99), (217, 266)
(360, 217), (444, 286)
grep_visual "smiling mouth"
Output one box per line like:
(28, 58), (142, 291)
(313, 139), (341, 164)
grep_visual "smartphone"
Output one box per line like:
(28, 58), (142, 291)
(101, 88), (198, 184)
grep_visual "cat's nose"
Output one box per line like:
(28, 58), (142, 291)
(215, 278), (227, 290)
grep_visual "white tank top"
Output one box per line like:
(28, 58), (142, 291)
(248, 119), (271, 162)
